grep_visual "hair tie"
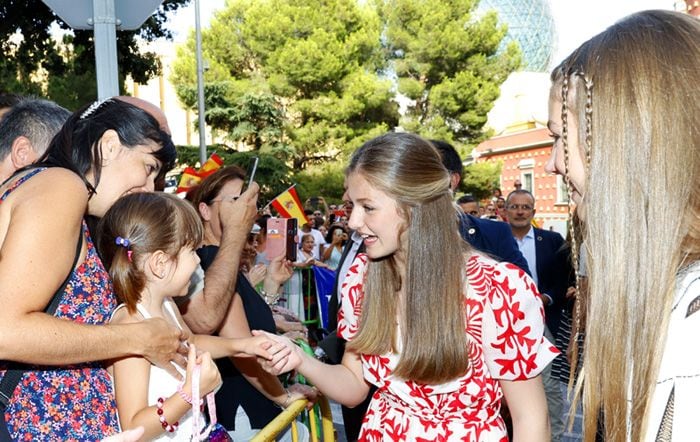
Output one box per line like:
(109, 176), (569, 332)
(80, 98), (112, 119)
(115, 236), (130, 248)
(115, 236), (133, 262)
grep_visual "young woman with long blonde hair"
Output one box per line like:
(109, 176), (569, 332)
(258, 132), (557, 441)
(546, 10), (700, 441)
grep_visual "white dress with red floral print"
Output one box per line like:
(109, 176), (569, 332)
(337, 253), (558, 442)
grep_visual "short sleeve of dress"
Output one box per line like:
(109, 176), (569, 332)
(337, 253), (368, 342)
(475, 258), (559, 380)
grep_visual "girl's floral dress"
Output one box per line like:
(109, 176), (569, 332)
(337, 253), (558, 442)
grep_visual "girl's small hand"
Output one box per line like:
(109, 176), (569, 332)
(195, 350), (222, 397)
(183, 344), (222, 399)
(232, 334), (277, 360)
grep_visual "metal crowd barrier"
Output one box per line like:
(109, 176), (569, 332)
(250, 395), (335, 442)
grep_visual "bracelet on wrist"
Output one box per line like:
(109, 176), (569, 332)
(176, 383), (204, 410)
(156, 397), (179, 432)
(260, 289), (282, 306)
(277, 388), (292, 409)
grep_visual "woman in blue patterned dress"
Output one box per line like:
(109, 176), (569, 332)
(0, 98), (186, 440)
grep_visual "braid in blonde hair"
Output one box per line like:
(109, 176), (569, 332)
(560, 72), (582, 390)
(560, 70), (595, 431)
(561, 71), (579, 287)
(567, 71), (594, 373)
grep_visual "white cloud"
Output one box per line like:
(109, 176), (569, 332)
(166, 0), (227, 43)
(550, 0), (676, 65)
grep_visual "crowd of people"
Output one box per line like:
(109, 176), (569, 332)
(0, 9), (697, 442)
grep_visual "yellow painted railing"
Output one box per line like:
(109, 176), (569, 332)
(250, 396), (335, 442)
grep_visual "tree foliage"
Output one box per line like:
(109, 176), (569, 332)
(0, 0), (190, 109)
(461, 160), (502, 200)
(294, 163), (347, 205)
(382, 0), (521, 145)
(171, 0), (400, 170)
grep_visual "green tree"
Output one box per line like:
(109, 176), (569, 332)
(293, 162), (347, 205)
(0, 0), (190, 109)
(176, 81), (290, 154)
(461, 161), (502, 200)
(171, 0), (399, 170)
(382, 0), (521, 145)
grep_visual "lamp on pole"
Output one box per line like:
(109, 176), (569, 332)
(195, 0), (207, 165)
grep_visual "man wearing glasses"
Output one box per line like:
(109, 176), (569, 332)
(506, 189), (573, 442)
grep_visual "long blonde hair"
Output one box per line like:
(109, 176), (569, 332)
(552, 10), (700, 441)
(345, 132), (470, 384)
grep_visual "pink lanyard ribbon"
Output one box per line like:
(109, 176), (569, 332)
(190, 363), (218, 441)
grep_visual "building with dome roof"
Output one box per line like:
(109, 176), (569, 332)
(478, 0), (557, 72)
(469, 0), (567, 233)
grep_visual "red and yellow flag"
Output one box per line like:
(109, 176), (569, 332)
(198, 153), (224, 178)
(270, 185), (309, 226)
(176, 166), (202, 194)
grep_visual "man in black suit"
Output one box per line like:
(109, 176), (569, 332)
(506, 189), (573, 442)
(431, 140), (530, 274)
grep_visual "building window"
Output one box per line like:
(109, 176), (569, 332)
(517, 159), (535, 196)
(556, 175), (570, 204)
(523, 172), (534, 193)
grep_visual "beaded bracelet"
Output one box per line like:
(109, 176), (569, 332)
(156, 397), (179, 432)
(259, 289), (282, 306)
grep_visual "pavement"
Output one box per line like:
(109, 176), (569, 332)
(329, 400), (347, 442)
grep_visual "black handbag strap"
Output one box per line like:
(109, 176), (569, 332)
(0, 231), (83, 409)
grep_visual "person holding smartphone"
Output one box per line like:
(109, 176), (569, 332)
(187, 166), (317, 439)
(322, 224), (348, 271)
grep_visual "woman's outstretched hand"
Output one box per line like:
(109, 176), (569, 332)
(252, 330), (304, 375)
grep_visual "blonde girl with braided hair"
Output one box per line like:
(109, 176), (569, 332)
(545, 10), (700, 442)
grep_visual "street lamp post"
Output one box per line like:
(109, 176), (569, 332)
(195, 0), (207, 165)
(42, 0), (163, 98)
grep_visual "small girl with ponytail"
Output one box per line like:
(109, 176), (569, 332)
(98, 192), (286, 440)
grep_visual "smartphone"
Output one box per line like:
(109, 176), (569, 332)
(265, 218), (298, 261)
(241, 156), (259, 193)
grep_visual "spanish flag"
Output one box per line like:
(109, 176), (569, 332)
(176, 166), (202, 194)
(198, 153), (224, 178)
(270, 184), (310, 226)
